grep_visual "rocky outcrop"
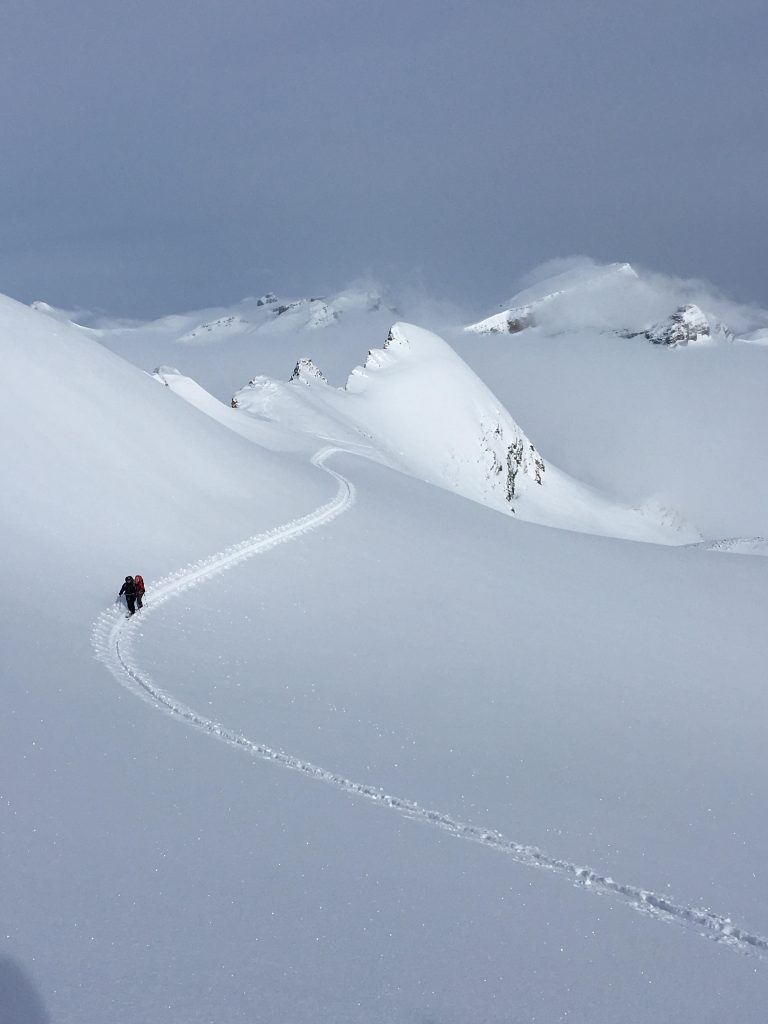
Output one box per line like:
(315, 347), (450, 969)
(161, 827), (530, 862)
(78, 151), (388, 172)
(624, 304), (734, 347)
(289, 358), (327, 385)
(481, 422), (545, 503)
(230, 374), (273, 408)
(345, 325), (410, 387)
(465, 307), (536, 335)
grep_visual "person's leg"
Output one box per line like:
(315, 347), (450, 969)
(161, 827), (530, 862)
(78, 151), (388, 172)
(136, 592), (143, 610)
(127, 595), (136, 615)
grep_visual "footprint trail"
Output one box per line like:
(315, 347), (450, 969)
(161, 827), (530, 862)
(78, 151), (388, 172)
(92, 446), (768, 960)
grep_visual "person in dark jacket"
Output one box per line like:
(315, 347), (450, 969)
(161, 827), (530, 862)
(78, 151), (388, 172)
(119, 575), (137, 615)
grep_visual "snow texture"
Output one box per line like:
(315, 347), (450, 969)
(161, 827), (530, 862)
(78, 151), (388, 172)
(4, 265), (768, 1023)
(92, 448), (768, 959)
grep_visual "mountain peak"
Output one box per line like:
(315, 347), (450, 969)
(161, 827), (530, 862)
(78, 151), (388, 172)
(465, 261), (639, 335)
(289, 358), (327, 385)
(632, 304), (734, 347)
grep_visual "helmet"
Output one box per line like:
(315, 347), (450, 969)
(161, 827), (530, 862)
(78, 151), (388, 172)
(125, 576), (133, 581)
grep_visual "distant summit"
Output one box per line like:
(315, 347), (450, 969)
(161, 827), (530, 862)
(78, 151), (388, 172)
(623, 304), (734, 347)
(290, 358), (327, 384)
(464, 260), (762, 345)
(466, 263), (638, 335)
(28, 284), (398, 348)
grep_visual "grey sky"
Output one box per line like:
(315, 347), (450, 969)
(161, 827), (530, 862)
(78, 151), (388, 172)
(2, 0), (766, 317)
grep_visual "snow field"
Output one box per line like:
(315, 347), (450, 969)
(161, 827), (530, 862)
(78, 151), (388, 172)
(94, 446), (768, 957)
(5, 274), (768, 1022)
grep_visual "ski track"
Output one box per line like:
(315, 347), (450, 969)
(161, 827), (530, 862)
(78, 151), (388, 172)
(92, 445), (768, 960)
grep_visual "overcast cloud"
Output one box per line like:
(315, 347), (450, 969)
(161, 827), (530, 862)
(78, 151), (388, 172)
(1, 0), (766, 316)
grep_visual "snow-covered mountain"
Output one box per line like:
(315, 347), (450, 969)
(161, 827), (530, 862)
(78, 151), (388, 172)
(230, 322), (699, 542)
(29, 284), (402, 403)
(622, 303), (734, 346)
(235, 322), (547, 506)
(466, 261), (639, 334)
(4, 270), (768, 1024)
(34, 283), (396, 343)
(465, 258), (767, 344)
(176, 287), (391, 341)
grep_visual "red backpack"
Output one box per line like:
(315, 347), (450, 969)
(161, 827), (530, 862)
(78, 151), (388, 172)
(134, 575), (145, 593)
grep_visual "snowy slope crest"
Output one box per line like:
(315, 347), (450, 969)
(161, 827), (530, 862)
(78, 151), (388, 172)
(232, 367), (364, 446)
(343, 324), (546, 505)
(230, 322), (697, 543)
(231, 323), (546, 509)
(465, 258), (768, 342)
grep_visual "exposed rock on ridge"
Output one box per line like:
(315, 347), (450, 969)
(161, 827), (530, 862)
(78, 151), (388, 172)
(290, 358), (328, 384)
(623, 304), (734, 347)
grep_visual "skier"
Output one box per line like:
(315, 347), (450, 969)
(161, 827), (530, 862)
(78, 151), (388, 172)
(134, 573), (145, 610)
(119, 575), (138, 616)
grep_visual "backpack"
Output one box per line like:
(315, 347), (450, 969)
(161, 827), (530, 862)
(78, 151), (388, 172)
(134, 575), (145, 593)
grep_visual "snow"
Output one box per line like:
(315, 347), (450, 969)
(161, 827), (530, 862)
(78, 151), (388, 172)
(739, 326), (768, 345)
(3, 268), (768, 1022)
(232, 322), (699, 543)
(451, 324), (768, 540)
(466, 261), (639, 334)
(464, 257), (768, 340)
(43, 285), (400, 403)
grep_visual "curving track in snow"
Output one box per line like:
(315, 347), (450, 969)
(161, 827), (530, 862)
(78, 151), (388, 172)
(92, 446), (768, 959)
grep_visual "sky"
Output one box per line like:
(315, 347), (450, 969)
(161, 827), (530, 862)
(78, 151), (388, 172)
(1, 0), (767, 317)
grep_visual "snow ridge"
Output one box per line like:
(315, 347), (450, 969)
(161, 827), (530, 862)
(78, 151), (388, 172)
(91, 449), (768, 959)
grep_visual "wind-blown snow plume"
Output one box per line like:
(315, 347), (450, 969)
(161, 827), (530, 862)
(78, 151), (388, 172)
(465, 257), (768, 341)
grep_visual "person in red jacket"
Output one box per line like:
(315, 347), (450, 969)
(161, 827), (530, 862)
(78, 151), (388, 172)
(134, 574), (146, 610)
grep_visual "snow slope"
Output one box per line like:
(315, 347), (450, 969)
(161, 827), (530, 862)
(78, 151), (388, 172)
(452, 321), (768, 540)
(231, 322), (699, 543)
(44, 257), (764, 543)
(3, 282), (768, 1022)
(0, 295), (332, 575)
(33, 259), (767, 541)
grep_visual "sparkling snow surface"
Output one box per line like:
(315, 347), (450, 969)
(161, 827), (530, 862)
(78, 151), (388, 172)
(3, 283), (768, 1023)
